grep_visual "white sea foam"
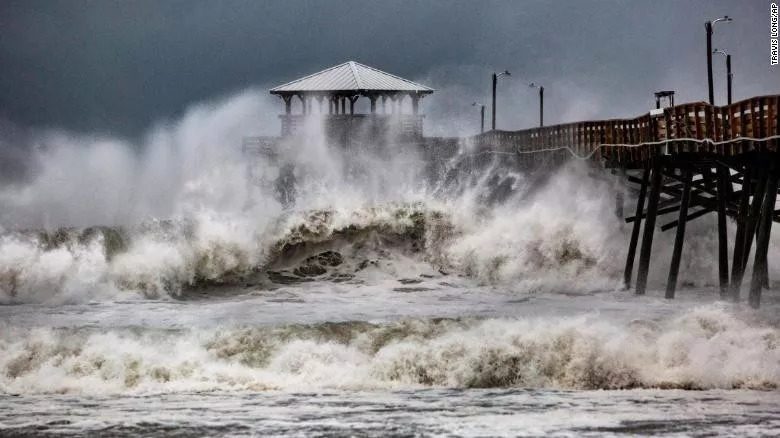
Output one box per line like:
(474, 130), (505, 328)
(1, 305), (777, 395)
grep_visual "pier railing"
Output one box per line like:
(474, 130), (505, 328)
(473, 94), (780, 167)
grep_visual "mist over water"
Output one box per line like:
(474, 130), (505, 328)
(0, 91), (266, 228)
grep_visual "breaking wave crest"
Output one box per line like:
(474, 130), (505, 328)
(2, 306), (778, 395)
(0, 205), (438, 303)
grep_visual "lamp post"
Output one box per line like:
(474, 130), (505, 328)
(491, 70), (510, 130)
(706, 16), (732, 105)
(472, 102), (485, 133)
(529, 83), (544, 127)
(713, 49), (733, 106)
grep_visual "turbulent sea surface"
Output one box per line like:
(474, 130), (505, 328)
(1, 99), (779, 436)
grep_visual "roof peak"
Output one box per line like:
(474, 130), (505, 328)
(270, 61), (434, 94)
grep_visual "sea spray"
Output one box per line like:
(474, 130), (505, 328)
(0, 89), (772, 302)
(0, 170), (746, 302)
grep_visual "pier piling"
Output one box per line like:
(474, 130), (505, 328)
(750, 164), (779, 308)
(730, 165), (752, 301)
(624, 167), (649, 289)
(636, 157), (664, 295)
(666, 167), (692, 299)
(716, 164), (731, 296)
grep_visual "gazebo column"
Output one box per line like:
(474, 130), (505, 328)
(341, 97), (346, 114)
(369, 95), (377, 114)
(316, 95), (324, 114)
(382, 95), (388, 114)
(297, 94), (306, 115)
(283, 95), (293, 114)
(411, 93), (420, 115)
(349, 96), (359, 115)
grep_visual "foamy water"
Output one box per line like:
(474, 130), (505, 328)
(2, 286), (779, 436)
(2, 298), (779, 395)
(1, 90), (778, 436)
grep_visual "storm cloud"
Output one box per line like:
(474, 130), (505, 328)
(1, 0), (778, 138)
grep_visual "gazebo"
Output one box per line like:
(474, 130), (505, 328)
(270, 61), (434, 142)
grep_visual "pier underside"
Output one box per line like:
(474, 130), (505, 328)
(621, 150), (780, 308)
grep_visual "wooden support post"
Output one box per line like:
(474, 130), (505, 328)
(412, 94), (420, 115)
(624, 167), (649, 289)
(283, 95), (292, 114)
(730, 166), (752, 300)
(749, 167), (779, 308)
(754, 210), (770, 279)
(666, 167), (692, 299)
(636, 157), (664, 295)
(716, 164), (730, 297)
(760, 218), (771, 290)
(626, 201), (685, 223)
(757, 164), (778, 288)
(742, 164), (769, 272)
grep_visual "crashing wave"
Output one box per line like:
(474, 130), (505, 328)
(0, 204), (452, 302)
(1, 306), (777, 394)
(0, 191), (632, 303)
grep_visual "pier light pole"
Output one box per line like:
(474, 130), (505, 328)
(529, 83), (544, 127)
(492, 70), (510, 130)
(713, 49), (733, 106)
(706, 16), (732, 105)
(473, 102), (485, 133)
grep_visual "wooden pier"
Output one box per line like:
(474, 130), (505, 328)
(472, 95), (780, 307)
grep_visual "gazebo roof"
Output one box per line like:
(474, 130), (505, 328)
(270, 61), (434, 95)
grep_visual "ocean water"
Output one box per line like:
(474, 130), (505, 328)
(1, 94), (779, 436)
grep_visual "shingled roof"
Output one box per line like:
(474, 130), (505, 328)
(270, 61), (434, 94)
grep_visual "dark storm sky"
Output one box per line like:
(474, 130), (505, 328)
(1, 0), (778, 137)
